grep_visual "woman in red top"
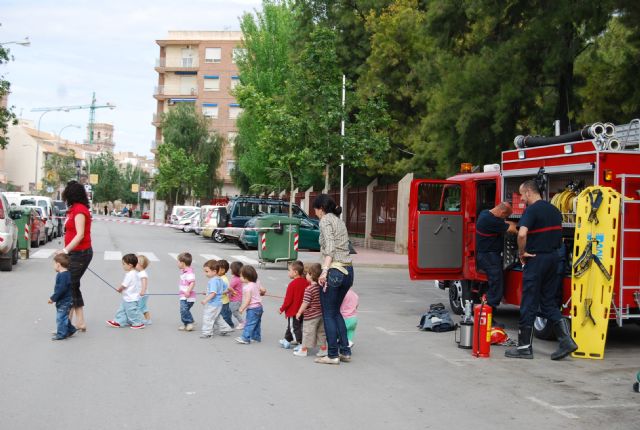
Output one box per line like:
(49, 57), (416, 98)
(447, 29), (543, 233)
(56, 181), (93, 331)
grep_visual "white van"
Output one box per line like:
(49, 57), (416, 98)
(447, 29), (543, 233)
(170, 205), (199, 224)
(199, 205), (227, 242)
(20, 195), (55, 241)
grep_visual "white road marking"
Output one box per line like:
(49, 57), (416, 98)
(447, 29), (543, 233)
(527, 397), (579, 419)
(136, 252), (159, 262)
(200, 254), (222, 261)
(431, 353), (465, 368)
(375, 326), (396, 336)
(104, 251), (123, 261)
(557, 403), (638, 410)
(267, 276), (277, 281)
(168, 253), (179, 261)
(30, 249), (57, 259)
(231, 255), (259, 265)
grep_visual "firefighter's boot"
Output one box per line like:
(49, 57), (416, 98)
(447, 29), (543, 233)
(550, 319), (578, 360)
(505, 326), (533, 359)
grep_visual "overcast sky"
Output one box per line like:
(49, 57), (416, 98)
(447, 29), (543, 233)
(1, 0), (261, 158)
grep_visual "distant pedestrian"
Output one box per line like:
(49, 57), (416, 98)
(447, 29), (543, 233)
(177, 252), (196, 331)
(340, 289), (359, 348)
(136, 254), (152, 324)
(56, 180), (93, 333)
(106, 254), (145, 329)
(200, 260), (234, 338)
(235, 265), (266, 345)
(227, 261), (245, 329)
(293, 263), (327, 358)
(48, 253), (77, 341)
(218, 260), (234, 328)
(279, 260), (308, 349)
(313, 193), (353, 364)
(103, 205), (108, 216)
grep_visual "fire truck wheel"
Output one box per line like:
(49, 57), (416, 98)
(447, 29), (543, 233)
(448, 280), (464, 315)
(533, 316), (557, 340)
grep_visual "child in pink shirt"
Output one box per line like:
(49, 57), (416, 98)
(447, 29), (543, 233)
(340, 289), (359, 347)
(235, 265), (266, 344)
(228, 261), (245, 329)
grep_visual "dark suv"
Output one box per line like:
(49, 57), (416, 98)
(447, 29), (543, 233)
(225, 197), (316, 228)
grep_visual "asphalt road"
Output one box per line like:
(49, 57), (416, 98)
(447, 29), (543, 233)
(0, 217), (638, 429)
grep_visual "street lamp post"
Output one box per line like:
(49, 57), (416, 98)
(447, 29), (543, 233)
(0, 37), (30, 47)
(33, 107), (69, 192)
(57, 124), (81, 143)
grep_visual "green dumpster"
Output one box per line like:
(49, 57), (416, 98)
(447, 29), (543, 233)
(256, 215), (300, 267)
(134, 210), (142, 219)
(12, 207), (32, 259)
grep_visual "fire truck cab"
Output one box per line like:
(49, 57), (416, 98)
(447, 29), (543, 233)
(408, 122), (640, 338)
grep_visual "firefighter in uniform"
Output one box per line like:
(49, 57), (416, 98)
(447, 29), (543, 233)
(505, 180), (578, 360)
(475, 202), (517, 328)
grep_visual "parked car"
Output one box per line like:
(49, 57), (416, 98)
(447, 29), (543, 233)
(225, 197), (316, 228)
(170, 205), (199, 224)
(0, 193), (19, 271)
(52, 200), (67, 237)
(176, 211), (198, 232)
(238, 215), (321, 251)
(199, 205), (227, 243)
(22, 206), (47, 248)
(19, 195), (55, 241)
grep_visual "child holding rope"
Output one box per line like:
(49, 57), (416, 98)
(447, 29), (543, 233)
(200, 260), (234, 338)
(293, 263), (327, 358)
(136, 254), (151, 325)
(177, 252), (196, 332)
(106, 254), (145, 329)
(235, 265), (266, 344)
(279, 260), (308, 349)
(228, 261), (245, 329)
(218, 260), (234, 328)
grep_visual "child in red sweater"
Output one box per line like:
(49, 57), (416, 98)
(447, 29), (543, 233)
(279, 261), (308, 349)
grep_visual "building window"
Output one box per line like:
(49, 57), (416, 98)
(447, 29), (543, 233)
(202, 105), (219, 119)
(232, 48), (246, 63)
(226, 159), (236, 175)
(230, 76), (240, 90)
(227, 132), (238, 147)
(229, 105), (243, 119)
(205, 48), (222, 63)
(204, 76), (220, 91)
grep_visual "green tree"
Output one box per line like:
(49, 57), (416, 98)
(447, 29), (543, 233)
(87, 153), (123, 203)
(42, 151), (78, 196)
(154, 142), (205, 205)
(0, 36), (18, 149)
(160, 103), (222, 201)
(120, 164), (151, 205)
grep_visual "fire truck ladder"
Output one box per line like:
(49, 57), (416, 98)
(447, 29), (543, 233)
(615, 174), (640, 326)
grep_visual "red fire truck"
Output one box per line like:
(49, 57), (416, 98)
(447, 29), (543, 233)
(408, 121), (640, 338)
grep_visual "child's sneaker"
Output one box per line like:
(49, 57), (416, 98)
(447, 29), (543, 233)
(106, 320), (121, 328)
(293, 345), (302, 353)
(235, 337), (249, 344)
(200, 334), (212, 339)
(130, 324), (145, 330)
(314, 356), (340, 365)
(293, 348), (308, 357)
(143, 319), (153, 325)
(349, 340), (354, 348)
(279, 339), (291, 349)
(185, 324), (194, 331)
(236, 323), (245, 330)
(316, 346), (328, 357)
(178, 325), (186, 331)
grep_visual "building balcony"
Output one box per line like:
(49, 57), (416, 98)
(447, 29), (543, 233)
(155, 57), (199, 72)
(153, 85), (198, 100)
(152, 113), (162, 126)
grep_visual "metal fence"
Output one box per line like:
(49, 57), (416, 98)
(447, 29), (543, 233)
(346, 187), (367, 235)
(371, 183), (398, 239)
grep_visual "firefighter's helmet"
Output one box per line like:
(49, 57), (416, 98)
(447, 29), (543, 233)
(490, 327), (509, 345)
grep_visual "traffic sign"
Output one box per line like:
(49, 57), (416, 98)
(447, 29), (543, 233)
(90, 174), (99, 184)
(131, 184), (139, 193)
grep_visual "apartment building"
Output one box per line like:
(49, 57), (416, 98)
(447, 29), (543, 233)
(114, 151), (155, 175)
(153, 31), (243, 196)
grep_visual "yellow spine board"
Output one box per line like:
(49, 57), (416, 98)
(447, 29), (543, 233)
(571, 186), (621, 360)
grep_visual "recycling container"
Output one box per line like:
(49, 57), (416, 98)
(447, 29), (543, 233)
(13, 207), (32, 259)
(256, 215), (300, 267)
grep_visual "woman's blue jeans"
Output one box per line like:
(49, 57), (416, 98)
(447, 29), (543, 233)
(320, 267), (354, 359)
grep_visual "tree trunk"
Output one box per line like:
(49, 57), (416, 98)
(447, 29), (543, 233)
(288, 167), (295, 218)
(324, 163), (329, 192)
(555, 28), (576, 134)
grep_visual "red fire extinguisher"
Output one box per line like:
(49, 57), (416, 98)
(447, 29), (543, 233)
(472, 295), (492, 358)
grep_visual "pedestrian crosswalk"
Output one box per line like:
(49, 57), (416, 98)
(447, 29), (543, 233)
(30, 249), (261, 266)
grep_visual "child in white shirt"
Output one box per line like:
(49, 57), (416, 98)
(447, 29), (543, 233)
(136, 255), (151, 324)
(106, 254), (145, 329)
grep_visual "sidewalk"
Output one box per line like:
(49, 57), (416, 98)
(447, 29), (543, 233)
(350, 246), (408, 268)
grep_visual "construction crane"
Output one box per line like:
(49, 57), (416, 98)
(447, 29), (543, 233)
(31, 92), (116, 145)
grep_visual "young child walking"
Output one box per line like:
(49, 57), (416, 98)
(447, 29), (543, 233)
(235, 265), (266, 344)
(218, 259), (234, 328)
(136, 254), (151, 325)
(294, 263), (327, 358)
(49, 253), (76, 340)
(341, 289), (359, 348)
(177, 252), (196, 331)
(279, 260), (308, 349)
(106, 253), (145, 329)
(200, 260), (234, 338)
(228, 261), (245, 329)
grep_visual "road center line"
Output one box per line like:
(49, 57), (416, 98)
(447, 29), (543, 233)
(527, 397), (579, 419)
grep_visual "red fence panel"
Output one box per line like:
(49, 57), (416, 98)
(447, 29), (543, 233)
(371, 184), (397, 239)
(346, 187), (367, 235)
